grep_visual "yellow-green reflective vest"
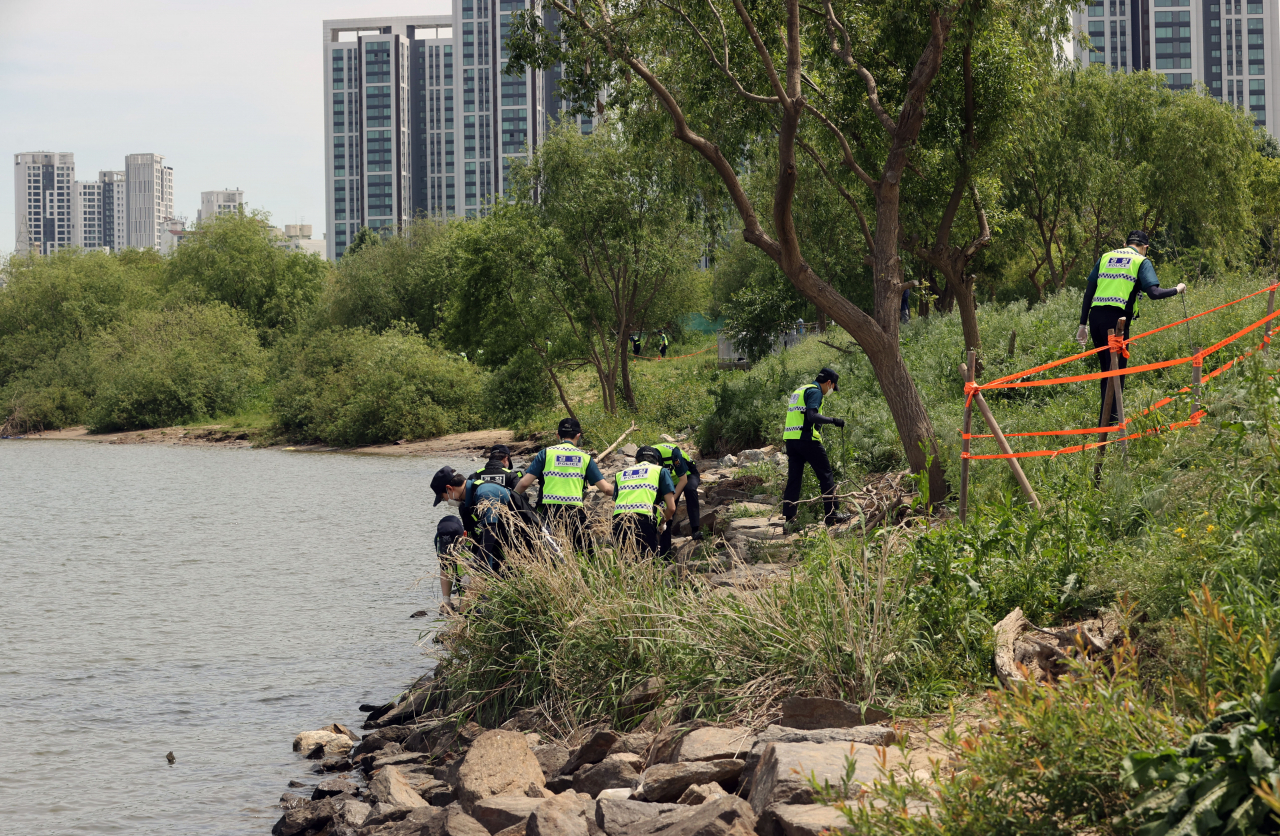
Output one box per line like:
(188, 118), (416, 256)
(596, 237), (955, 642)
(613, 463), (662, 517)
(783, 383), (822, 442)
(1091, 247), (1146, 314)
(540, 442), (590, 506)
(652, 443), (683, 470)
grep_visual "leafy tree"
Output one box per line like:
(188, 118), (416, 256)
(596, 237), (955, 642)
(343, 226), (381, 258)
(512, 125), (704, 413)
(508, 0), (1073, 496)
(319, 217), (456, 337)
(164, 209), (329, 343)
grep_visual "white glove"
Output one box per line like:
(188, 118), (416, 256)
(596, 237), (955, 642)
(1075, 324), (1088, 346)
(1176, 283), (1187, 294)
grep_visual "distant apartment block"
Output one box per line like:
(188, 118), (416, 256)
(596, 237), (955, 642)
(125, 153), (174, 249)
(323, 7), (591, 259)
(1069, 0), (1280, 134)
(13, 152), (174, 255)
(14, 152), (77, 255)
(198, 189), (244, 223)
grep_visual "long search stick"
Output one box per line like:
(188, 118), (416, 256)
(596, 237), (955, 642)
(597, 421), (638, 460)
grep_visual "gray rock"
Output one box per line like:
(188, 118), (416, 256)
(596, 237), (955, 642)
(718, 455), (738, 468)
(271, 799), (336, 836)
(756, 803), (849, 836)
(561, 730), (620, 775)
(746, 742), (880, 817)
(472, 796), (548, 834)
(375, 684), (445, 728)
(280, 792), (307, 809)
(430, 786), (458, 807)
(457, 730), (548, 813)
(657, 795), (756, 836)
(674, 728), (756, 763)
(369, 765), (429, 809)
(648, 721), (715, 766)
(594, 799), (686, 835)
(334, 798), (372, 828)
(494, 822), (528, 836)
(294, 729), (356, 758)
(740, 726), (897, 795)
(313, 777), (359, 800)
(777, 697), (889, 730)
(546, 775), (574, 793)
(572, 754), (642, 798)
(362, 802), (417, 829)
(526, 791), (591, 836)
(595, 788), (634, 801)
(533, 744), (572, 780)
(637, 760), (745, 803)
(446, 810), (497, 836)
(675, 784), (728, 805)
(606, 732), (655, 758)
(621, 443), (639, 457)
(367, 807), (448, 835)
(374, 750), (433, 771)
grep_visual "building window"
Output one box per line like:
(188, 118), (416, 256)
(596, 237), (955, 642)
(463, 0), (473, 19)
(365, 40), (392, 84)
(502, 72), (527, 106)
(446, 133), (455, 172)
(1111, 20), (1118, 68)
(465, 116), (477, 160)
(367, 86), (392, 128)
(1090, 21), (1106, 62)
(1248, 1), (1262, 11)
(463, 23), (474, 66)
(1088, 0), (1103, 16)
(465, 163), (477, 206)
(464, 69), (476, 112)
(501, 108), (528, 153)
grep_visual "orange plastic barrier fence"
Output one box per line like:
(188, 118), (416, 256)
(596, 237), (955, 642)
(960, 284), (1279, 461)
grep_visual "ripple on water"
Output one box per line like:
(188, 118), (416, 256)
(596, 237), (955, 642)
(0, 442), (455, 835)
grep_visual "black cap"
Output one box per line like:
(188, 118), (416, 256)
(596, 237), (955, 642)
(1126, 230), (1150, 246)
(488, 444), (511, 460)
(436, 515), (465, 536)
(815, 367), (840, 392)
(430, 466), (458, 506)
(636, 445), (662, 465)
(557, 417), (582, 437)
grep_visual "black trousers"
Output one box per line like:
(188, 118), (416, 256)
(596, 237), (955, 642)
(658, 467), (700, 556)
(613, 514), (660, 559)
(542, 504), (593, 556)
(1089, 306), (1130, 427)
(782, 439), (837, 522)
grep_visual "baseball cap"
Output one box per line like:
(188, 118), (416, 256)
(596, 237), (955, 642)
(636, 445), (662, 465)
(430, 466), (457, 506)
(557, 417), (582, 437)
(815, 367), (840, 392)
(488, 444), (511, 460)
(1126, 230), (1150, 246)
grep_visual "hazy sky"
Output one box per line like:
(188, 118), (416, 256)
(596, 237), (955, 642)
(0, 0), (451, 257)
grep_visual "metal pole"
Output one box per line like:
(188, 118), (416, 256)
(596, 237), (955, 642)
(971, 389), (1041, 512)
(1112, 318), (1128, 457)
(1192, 348), (1203, 414)
(959, 350), (975, 523)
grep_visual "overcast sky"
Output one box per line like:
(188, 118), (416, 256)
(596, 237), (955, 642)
(0, 0), (451, 257)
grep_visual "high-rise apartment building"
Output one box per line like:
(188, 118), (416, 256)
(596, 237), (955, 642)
(71, 170), (125, 252)
(125, 153), (174, 249)
(14, 152), (77, 255)
(198, 189), (244, 223)
(1070, 0), (1279, 133)
(323, 7), (584, 260)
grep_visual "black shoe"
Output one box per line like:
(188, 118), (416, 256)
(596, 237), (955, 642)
(690, 531), (705, 542)
(825, 511), (853, 526)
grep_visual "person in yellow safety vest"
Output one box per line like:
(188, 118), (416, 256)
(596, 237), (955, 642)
(782, 368), (852, 532)
(611, 446), (677, 559)
(1076, 230), (1186, 427)
(514, 417), (614, 555)
(650, 441), (703, 553)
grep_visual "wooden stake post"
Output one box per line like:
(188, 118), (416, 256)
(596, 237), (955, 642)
(959, 350), (974, 523)
(959, 355), (1041, 513)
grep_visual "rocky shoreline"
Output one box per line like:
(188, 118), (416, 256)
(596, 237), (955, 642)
(269, 448), (933, 836)
(273, 682), (928, 836)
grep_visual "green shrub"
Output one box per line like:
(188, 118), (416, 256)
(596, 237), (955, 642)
(485, 350), (555, 426)
(272, 322), (487, 445)
(85, 304), (267, 432)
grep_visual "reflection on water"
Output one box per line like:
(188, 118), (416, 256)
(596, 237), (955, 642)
(0, 442), (459, 835)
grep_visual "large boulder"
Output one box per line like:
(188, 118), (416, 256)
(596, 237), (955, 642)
(572, 754), (643, 797)
(673, 728), (756, 763)
(367, 806), (446, 835)
(526, 791), (593, 836)
(740, 726), (898, 793)
(756, 803), (849, 836)
(607, 732), (655, 758)
(272, 798), (337, 836)
(746, 742), (880, 816)
(456, 730), (547, 813)
(648, 721), (715, 766)
(312, 776), (358, 800)
(676, 784), (727, 805)
(472, 796), (549, 834)
(533, 744), (572, 780)
(637, 760), (745, 803)
(293, 729), (355, 758)
(368, 765), (430, 809)
(777, 697), (889, 730)
(445, 809), (497, 836)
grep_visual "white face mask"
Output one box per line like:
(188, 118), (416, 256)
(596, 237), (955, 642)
(446, 498), (460, 508)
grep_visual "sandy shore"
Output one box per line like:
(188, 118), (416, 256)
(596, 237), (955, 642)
(16, 425), (541, 457)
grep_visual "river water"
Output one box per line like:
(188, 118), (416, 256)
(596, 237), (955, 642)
(0, 441), (460, 835)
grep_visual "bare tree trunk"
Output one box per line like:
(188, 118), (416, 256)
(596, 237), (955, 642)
(953, 275), (980, 354)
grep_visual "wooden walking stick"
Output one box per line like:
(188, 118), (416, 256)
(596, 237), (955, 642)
(961, 360), (1041, 512)
(959, 349), (975, 524)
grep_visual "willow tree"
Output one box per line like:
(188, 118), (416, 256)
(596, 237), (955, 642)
(510, 0), (1070, 499)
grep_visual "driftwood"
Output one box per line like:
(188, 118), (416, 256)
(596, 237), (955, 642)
(993, 607), (1130, 686)
(597, 421), (638, 461)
